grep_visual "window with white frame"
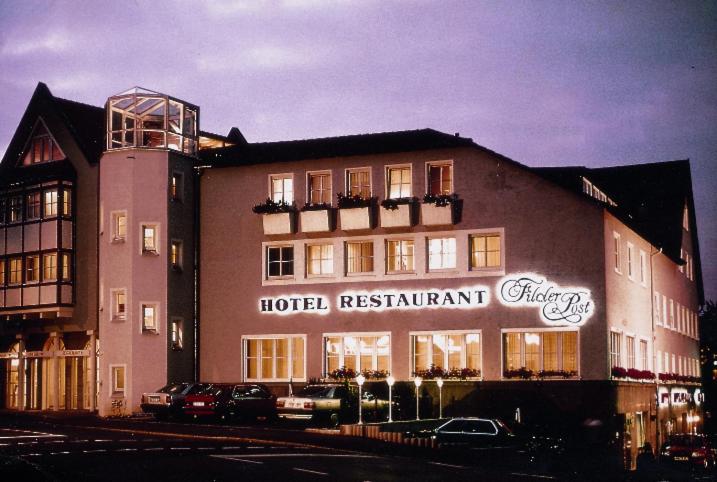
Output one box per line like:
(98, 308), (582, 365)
(470, 233), (501, 269)
(267, 245), (294, 278)
(141, 303), (158, 332)
(44, 190), (58, 217)
(324, 334), (390, 375)
(427, 237), (456, 271)
(654, 292), (661, 326)
(503, 331), (578, 375)
(610, 331), (622, 368)
(111, 365), (125, 394)
(671, 353), (676, 373)
(346, 168), (371, 198)
(25, 255), (39, 283)
(679, 249), (685, 273)
(664, 352), (669, 373)
(662, 295), (667, 328)
(412, 332), (480, 376)
(308, 172), (332, 205)
(657, 350), (662, 373)
(43, 253), (57, 281)
(270, 174), (293, 204)
(112, 289), (127, 320)
(613, 232), (621, 273)
(9, 257), (21, 284)
(386, 239), (414, 273)
(627, 243), (634, 280)
(345, 241), (373, 274)
(427, 162), (452, 196)
(669, 299), (675, 329)
(142, 224), (158, 253)
(112, 211), (127, 241)
(171, 318), (183, 350)
(306, 244), (333, 276)
(639, 250), (647, 285)
(386, 166), (411, 198)
(244, 336), (305, 381)
(626, 335), (635, 369)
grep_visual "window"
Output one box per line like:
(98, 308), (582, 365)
(626, 243), (634, 280)
(270, 174), (293, 204)
(0, 199), (5, 225)
(428, 237), (456, 270)
(657, 350), (662, 373)
(170, 240), (183, 269)
(639, 250), (647, 285)
(22, 123), (64, 165)
(427, 162), (452, 195)
(654, 292), (662, 326)
(9, 258), (22, 284)
(171, 318), (183, 350)
(664, 352), (669, 373)
(0, 260), (5, 285)
(669, 299), (675, 329)
(112, 290), (126, 320)
(387, 166), (411, 198)
(60, 253), (71, 280)
(142, 225), (158, 253)
(679, 249), (684, 273)
(346, 241), (374, 274)
(110, 365), (125, 394)
(610, 331), (622, 368)
(640, 340), (648, 370)
(25, 255), (39, 283)
(308, 172), (332, 205)
(386, 239), (414, 273)
(324, 334), (390, 375)
(26, 192), (41, 220)
(112, 212), (127, 241)
(43, 253), (57, 280)
(61, 188), (71, 216)
(503, 331), (578, 375)
(306, 244), (333, 276)
(346, 168), (371, 198)
(244, 336), (305, 381)
(141, 304), (158, 332)
(613, 232), (621, 273)
(9, 196), (22, 222)
(44, 190), (58, 217)
(267, 246), (294, 278)
(626, 335), (635, 369)
(412, 332), (480, 376)
(171, 172), (183, 201)
(469, 233), (501, 269)
(683, 204), (689, 231)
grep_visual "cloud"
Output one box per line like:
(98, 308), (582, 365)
(1, 31), (72, 56)
(201, 0), (269, 16)
(197, 44), (329, 72)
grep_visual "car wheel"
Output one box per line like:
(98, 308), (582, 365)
(329, 412), (340, 428)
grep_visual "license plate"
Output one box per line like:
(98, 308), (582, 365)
(290, 401), (303, 408)
(148, 396), (160, 403)
(193, 401), (205, 407)
(674, 456), (688, 461)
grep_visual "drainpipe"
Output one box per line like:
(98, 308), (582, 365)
(193, 165), (209, 383)
(650, 246), (662, 448)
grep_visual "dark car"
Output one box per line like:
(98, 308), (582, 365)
(183, 383), (234, 421)
(431, 418), (518, 449)
(225, 384), (277, 421)
(660, 434), (715, 469)
(140, 382), (201, 419)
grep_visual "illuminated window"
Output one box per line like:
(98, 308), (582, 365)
(610, 331), (622, 368)
(324, 334), (390, 375)
(244, 336), (305, 381)
(0, 260), (5, 285)
(170, 240), (183, 269)
(626, 335), (635, 369)
(307, 244), (333, 275)
(270, 174), (293, 204)
(504, 331), (578, 375)
(9, 258), (22, 284)
(427, 162), (452, 196)
(44, 190), (58, 217)
(386, 239), (414, 273)
(110, 365), (125, 394)
(387, 166), (411, 198)
(62, 188), (71, 216)
(267, 246), (294, 278)
(22, 122), (64, 165)
(9, 196), (22, 222)
(60, 253), (71, 280)
(112, 290), (126, 320)
(411, 332), (480, 376)
(141, 304), (158, 332)
(683, 204), (689, 231)
(112, 212), (127, 241)
(346, 241), (373, 274)
(346, 168), (371, 198)
(613, 232), (621, 273)
(470, 233), (501, 269)
(171, 172), (183, 201)
(0, 199), (5, 225)
(308, 172), (332, 205)
(428, 237), (456, 270)
(171, 318), (183, 350)
(25, 255), (40, 283)
(142, 225), (158, 253)
(43, 253), (57, 280)
(26, 192), (41, 220)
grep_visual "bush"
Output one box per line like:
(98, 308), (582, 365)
(252, 198), (295, 214)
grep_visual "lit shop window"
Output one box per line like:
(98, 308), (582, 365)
(412, 332), (480, 376)
(112, 290), (126, 320)
(346, 168), (371, 198)
(503, 331), (578, 375)
(25, 255), (40, 283)
(142, 225), (158, 253)
(346, 241), (374, 274)
(9, 258), (22, 284)
(112, 212), (127, 241)
(244, 336), (305, 381)
(386, 239), (414, 273)
(26, 192), (41, 220)
(428, 237), (456, 271)
(324, 334), (390, 375)
(141, 304), (158, 332)
(43, 253), (57, 280)
(386, 166), (411, 198)
(111, 365), (126, 394)
(171, 172), (183, 202)
(171, 318), (183, 350)
(270, 174), (293, 204)
(170, 240), (183, 270)
(44, 190), (58, 217)
(306, 244), (333, 276)
(427, 162), (452, 196)
(8, 196), (22, 223)
(22, 122), (64, 165)
(267, 245), (294, 278)
(609, 331), (622, 368)
(470, 234), (501, 269)
(308, 172), (332, 205)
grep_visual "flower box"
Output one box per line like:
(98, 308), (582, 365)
(262, 212), (294, 235)
(380, 203), (412, 228)
(340, 207), (372, 230)
(300, 208), (332, 233)
(420, 203), (453, 226)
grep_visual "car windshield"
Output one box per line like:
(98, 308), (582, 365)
(158, 383), (188, 394)
(667, 435), (704, 447)
(186, 384), (205, 395)
(233, 386), (266, 398)
(196, 384), (226, 396)
(296, 386), (334, 398)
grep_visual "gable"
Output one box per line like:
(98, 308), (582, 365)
(18, 117), (66, 167)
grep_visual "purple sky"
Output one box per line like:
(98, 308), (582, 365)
(1, 1), (715, 300)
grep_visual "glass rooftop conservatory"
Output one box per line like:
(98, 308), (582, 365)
(106, 87), (199, 156)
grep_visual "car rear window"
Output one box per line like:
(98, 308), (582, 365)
(668, 435), (704, 447)
(464, 420), (497, 434)
(233, 386), (267, 398)
(158, 383), (188, 394)
(296, 386), (334, 398)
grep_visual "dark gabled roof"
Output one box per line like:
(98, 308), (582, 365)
(534, 160), (704, 302)
(199, 128), (477, 166)
(52, 97), (105, 162)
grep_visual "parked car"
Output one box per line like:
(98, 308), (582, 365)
(140, 382), (202, 419)
(183, 383), (234, 421)
(225, 384), (277, 421)
(429, 417), (518, 448)
(660, 434), (715, 469)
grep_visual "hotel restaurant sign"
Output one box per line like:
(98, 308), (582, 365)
(259, 273), (595, 326)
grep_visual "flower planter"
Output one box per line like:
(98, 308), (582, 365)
(340, 207), (372, 230)
(262, 212), (294, 235)
(300, 209), (332, 233)
(420, 203), (453, 226)
(380, 203), (412, 228)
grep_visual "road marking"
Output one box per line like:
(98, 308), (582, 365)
(143, 447), (164, 452)
(509, 473), (557, 480)
(0, 434), (66, 439)
(212, 455), (264, 464)
(50, 451), (70, 455)
(198, 447), (214, 451)
(222, 446), (245, 450)
(93, 439), (112, 442)
(294, 468), (329, 476)
(214, 453), (380, 459)
(170, 447), (191, 451)
(118, 448), (138, 452)
(83, 449), (107, 454)
(428, 461), (466, 469)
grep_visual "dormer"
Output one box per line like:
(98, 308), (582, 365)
(20, 119), (65, 166)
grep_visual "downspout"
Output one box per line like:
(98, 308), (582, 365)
(650, 245), (662, 449)
(193, 165), (210, 383)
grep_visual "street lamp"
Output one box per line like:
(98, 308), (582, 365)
(436, 378), (444, 419)
(414, 376), (423, 420)
(386, 375), (395, 423)
(356, 373), (366, 425)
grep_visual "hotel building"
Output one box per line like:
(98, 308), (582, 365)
(0, 84), (704, 465)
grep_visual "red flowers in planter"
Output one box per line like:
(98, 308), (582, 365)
(612, 367), (656, 380)
(658, 373), (701, 383)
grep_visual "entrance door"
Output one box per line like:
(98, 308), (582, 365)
(6, 358), (19, 409)
(25, 358), (42, 410)
(64, 357), (85, 410)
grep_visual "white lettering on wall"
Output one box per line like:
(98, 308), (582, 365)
(337, 286), (490, 313)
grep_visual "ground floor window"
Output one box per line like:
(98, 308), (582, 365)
(503, 330), (578, 377)
(324, 333), (390, 376)
(411, 331), (481, 377)
(244, 336), (305, 381)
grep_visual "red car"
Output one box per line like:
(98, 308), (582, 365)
(183, 383), (234, 421)
(660, 434), (715, 470)
(183, 383), (276, 422)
